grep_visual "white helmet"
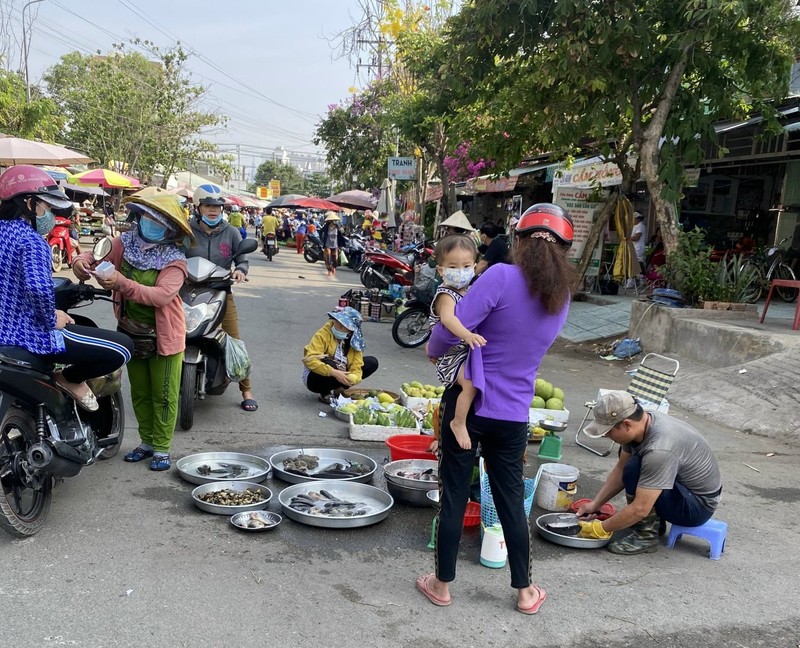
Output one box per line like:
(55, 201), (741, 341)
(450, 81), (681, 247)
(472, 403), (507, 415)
(193, 183), (225, 207)
(231, 205), (240, 212)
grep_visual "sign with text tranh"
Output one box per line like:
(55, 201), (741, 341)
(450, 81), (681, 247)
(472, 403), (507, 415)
(388, 157), (416, 180)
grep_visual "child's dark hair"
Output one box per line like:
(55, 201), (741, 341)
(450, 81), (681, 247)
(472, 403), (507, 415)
(435, 234), (477, 264)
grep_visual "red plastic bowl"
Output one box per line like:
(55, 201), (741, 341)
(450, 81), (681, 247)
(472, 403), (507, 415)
(385, 434), (436, 461)
(463, 501), (481, 528)
(570, 498), (616, 520)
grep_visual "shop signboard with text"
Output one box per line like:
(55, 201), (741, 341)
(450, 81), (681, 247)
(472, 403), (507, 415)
(388, 157), (416, 180)
(554, 187), (605, 276)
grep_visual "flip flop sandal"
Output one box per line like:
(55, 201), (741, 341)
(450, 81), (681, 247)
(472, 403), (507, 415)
(318, 394), (332, 404)
(241, 399), (259, 412)
(415, 573), (451, 607)
(150, 454), (171, 471)
(124, 447), (154, 463)
(516, 586), (547, 615)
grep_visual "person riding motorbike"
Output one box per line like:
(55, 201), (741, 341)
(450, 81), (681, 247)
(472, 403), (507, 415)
(0, 165), (133, 412)
(184, 184), (258, 412)
(261, 207), (280, 246)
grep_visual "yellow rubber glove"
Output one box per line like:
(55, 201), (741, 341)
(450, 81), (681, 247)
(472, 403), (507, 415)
(578, 519), (612, 540)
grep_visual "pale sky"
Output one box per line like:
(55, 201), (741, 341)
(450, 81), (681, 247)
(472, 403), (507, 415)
(15, 0), (368, 165)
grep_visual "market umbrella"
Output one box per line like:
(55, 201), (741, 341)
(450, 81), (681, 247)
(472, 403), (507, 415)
(224, 194), (246, 207)
(611, 195), (638, 282)
(58, 180), (109, 197)
(68, 168), (141, 189)
(0, 136), (93, 165)
(377, 178), (395, 227)
(267, 193), (308, 208)
(169, 186), (193, 199)
(327, 189), (377, 211)
(288, 197), (342, 211)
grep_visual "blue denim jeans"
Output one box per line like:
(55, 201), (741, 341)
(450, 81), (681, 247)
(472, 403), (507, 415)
(622, 455), (714, 526)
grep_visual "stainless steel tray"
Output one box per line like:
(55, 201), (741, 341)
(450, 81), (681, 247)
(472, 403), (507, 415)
(191, 481), (272, 515)
(269, 448), (377, 484)
(535, 513), (611, 549)
(176, 452), (272, 485)
(383, 459), (439, 489)
(278, 481), (393, 529)
(230, 511), (282, 532)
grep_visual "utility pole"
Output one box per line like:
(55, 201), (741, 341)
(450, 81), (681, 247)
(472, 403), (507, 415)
(22, 0), (46, 103)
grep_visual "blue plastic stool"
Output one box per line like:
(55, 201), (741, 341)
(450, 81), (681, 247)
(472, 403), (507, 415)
(666, 518), (727, 560)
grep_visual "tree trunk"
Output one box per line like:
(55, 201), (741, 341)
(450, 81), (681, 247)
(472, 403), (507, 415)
(638, 47), (691, 255)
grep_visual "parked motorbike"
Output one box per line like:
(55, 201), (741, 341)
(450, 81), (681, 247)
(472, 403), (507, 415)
(178, 238), (258, 430)
(48, 216), (79, 273)
(303, 232), (324, 264)
(360, 242), (433, 289)
(391, 285), (434, 348)
(344, 234), (366, 272)
(263, 232), (278, 261)
(0, 243), (125, 537)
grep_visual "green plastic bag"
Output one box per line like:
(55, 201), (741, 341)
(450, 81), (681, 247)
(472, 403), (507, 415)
(225, 335), (251, 382)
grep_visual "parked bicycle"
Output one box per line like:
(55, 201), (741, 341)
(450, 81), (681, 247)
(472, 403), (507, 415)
(740, 237), (797, 303)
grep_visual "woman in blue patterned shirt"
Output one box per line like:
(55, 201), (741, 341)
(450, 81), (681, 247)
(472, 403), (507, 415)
(0, 165), (133, 411)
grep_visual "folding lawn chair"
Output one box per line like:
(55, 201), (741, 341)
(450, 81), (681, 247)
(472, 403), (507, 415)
(576, 353), (680, 456)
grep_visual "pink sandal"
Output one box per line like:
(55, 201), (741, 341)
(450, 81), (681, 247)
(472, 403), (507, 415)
(415, 573), (451, 607)
(516, 585), (547, 615)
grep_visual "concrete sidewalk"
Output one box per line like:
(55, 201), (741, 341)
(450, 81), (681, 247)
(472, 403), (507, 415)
(565, 291), (800, 443)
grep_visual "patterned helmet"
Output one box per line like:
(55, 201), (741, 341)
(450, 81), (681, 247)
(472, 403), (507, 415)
(0, 165), (72, 209)
(516, 203), (574, 246)
(193, 183), (226, 207)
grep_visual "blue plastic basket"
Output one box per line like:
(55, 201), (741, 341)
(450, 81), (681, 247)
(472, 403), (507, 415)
(479, 458), (535, 530)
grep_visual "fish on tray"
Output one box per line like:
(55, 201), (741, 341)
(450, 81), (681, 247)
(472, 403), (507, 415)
(544, 514), (581, 536)
(288, 490), (371, 517)
(283, 456), (371, 479)
(196, 463), (250, 478)
(388, 468), (437, 481)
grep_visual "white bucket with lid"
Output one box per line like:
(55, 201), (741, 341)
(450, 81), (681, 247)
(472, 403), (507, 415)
(535, 463), (579, 512)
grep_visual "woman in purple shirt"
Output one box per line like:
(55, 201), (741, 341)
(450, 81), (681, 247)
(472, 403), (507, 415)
(417, 204), (575, 615)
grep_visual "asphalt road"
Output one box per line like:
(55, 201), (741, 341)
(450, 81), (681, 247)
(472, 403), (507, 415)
(2, 242), (799, 648)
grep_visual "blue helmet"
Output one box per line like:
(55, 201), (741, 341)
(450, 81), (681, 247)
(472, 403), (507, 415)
(193, 183), (225, 207)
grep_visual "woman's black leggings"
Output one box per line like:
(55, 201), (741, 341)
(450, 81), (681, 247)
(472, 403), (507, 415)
(305, 356), (379, 395)
(435, 384), (532, 589)
(40, 325), (133, 383)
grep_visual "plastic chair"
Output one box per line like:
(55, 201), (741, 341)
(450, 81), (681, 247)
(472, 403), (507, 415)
(666, 518), (727, 560)
(576, 353), (680, 456)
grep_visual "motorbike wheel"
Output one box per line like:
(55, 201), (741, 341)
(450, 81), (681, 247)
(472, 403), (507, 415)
(266, 244), (273, 262)
(391, 308), (431, 348)
(363, 268), (390, 290)
(98, 391), (125, 460)
(0, 407), (52, 537)
(304, 249), (319, 263)
(178, 363), (197, 431)
(50, 244), (63, 273)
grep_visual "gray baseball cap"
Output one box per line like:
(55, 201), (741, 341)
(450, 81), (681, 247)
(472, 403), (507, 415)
(583, 391), (638, 438)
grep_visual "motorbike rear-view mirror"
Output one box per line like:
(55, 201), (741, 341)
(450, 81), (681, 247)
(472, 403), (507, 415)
(239, 239), (258, 255)
(92, 237), (113, 261)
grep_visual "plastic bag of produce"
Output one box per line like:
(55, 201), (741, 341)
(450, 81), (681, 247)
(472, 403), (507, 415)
(225, 335), (251, 382)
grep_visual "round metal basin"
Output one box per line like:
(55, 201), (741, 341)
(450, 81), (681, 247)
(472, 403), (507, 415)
(191, 481), (272, 515)
(269, 448), (376, 484)
(278, 481), (393, 529)
(535, 513), (611, 549)
(176, 452), (271, 485)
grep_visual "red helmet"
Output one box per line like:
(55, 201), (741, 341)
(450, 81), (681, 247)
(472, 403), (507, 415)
(516, 203), (574, 246)
(0, 165), (72, 209)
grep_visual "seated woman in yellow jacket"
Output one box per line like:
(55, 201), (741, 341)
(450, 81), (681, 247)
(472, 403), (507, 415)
(302, 307), (379, 403)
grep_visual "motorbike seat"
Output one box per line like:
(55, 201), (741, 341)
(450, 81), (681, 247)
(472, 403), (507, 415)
(0, 346), (54, 374)
(385, 251), (414, 264)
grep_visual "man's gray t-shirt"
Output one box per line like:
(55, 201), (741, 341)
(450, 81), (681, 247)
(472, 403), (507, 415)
(622, 413), (722, 512)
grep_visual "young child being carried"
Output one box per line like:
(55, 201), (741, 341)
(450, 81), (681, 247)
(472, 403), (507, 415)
(429, 234), (486, 450)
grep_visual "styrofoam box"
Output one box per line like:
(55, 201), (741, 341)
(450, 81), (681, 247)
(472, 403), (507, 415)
(399, 391), (441, 412)
(349, 421), (420, 442)
(529, 408), (570, 425)
(595, 388), (669, 414)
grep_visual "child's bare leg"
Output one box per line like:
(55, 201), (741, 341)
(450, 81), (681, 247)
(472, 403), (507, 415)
(451, 369), (476, 450)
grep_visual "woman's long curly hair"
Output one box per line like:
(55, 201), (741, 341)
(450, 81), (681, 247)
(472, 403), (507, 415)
(511, 235), (577, 314)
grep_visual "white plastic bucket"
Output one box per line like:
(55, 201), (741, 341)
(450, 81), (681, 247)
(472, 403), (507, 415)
(480, 524), (507, 569)
(535, 463), (579, 512)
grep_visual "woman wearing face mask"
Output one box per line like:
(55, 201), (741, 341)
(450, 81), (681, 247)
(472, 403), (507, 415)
(302, 307), (379, 403)
(318, 211), (346, 276)
(418, 204), (575, 616)
(0, 165), (133, 411)
(185, 184), (258, 412)
(73, 189), (191, 471)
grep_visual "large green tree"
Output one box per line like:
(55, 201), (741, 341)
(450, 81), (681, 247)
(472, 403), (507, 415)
(251, 160), (307, 195)
(43, 43), (228, 186)
(0, 69), (63, 141)
(446, 0), (800, 274)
